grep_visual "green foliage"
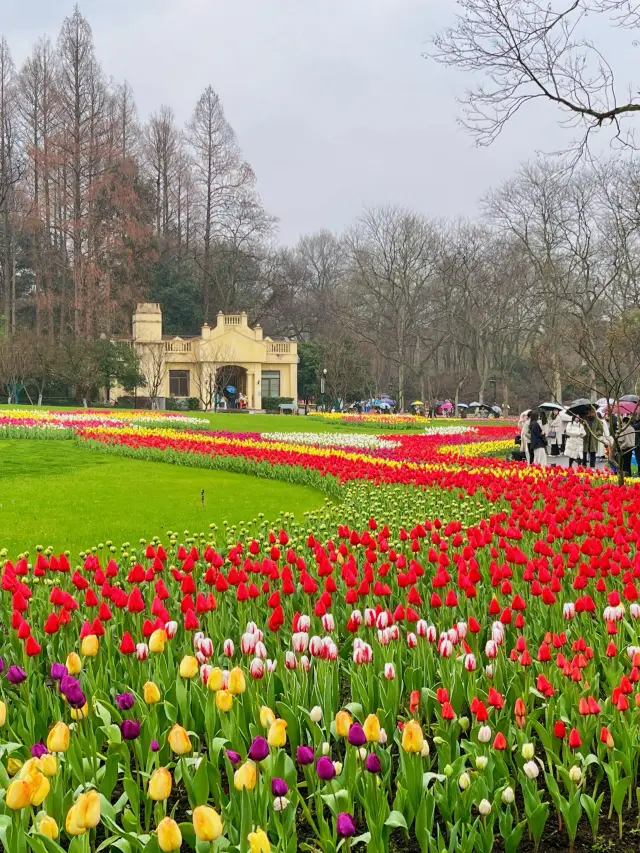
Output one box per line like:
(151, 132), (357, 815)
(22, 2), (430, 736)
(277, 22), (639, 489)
(297, 342), (324, 402)
(95, 340), (144, 397)
(150, 260), (203, 335)
(262, 396), (294, 410)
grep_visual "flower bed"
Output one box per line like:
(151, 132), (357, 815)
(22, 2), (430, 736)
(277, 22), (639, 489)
(2, 467), (640, 851)
(0, 408), (205, 431)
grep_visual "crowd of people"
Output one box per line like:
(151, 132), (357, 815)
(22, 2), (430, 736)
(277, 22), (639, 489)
(518, 408), (640, 474)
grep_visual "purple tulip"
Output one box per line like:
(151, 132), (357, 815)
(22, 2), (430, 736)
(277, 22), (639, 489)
(150, 740), (160, 752)
(336, 813), (356, 838)
(65, 684), (87, 709)
(271, 777), (288, 797)
(116, 692), (135, 711)
(7, 665), (27, 684)
(247, 736), (269, 762)
(365, 753), (382, 774)
(60, 675), (79, 696)
(50, 663), (68, 681)
(316, 756), (336, 780)
(0, 657), (4, 675)
(120, 719), (141, 740)
(31, 742), (49, 758)
(296, 745), (315, 765)
(347, 722), (366, 747)
(226, 749), (241, 765)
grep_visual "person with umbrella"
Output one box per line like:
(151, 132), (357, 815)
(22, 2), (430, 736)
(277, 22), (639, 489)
(547, 408), (565, 457)
(618, 415), (636, 477)
(518, 410), (532, 464)
(529, 412), (548, 467)
(565, 415), (586, 468)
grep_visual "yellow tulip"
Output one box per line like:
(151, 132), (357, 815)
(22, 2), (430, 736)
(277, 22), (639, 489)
(38, 815), (59, 839)
(233, 759), (257, 791)
(71, 703), (89, 720)
(65, 652), (82, 674)
(149, 767), (172, 801)
(401, 720), (424, 754)
(267, 719), (287, 748)
(228, 666), (246, 695)
(47, 721), (70, 753)
(259, 706), (276, 728)
(143, 681), (161, 704)
(76, 789), (101, 829)
(18, 757), (39, 777)
(149, 629), (168, 653)
(335, 710), (353, 737)
(179, 655), (199, 679)
(65, 805), (86, 836)
(167, 724), (191, 755)
(29, 772), (50, 806)
(6, 779), (32, 810)
(40, 754), (57, 777)
(0, 700), (6, 726)
(363, 714), (381, 743)
(7, 757), (23, 776)
(248, 828), (271, 853)
(215, 689), (233, 712)
(193, 804), (223, 842)
(157, 816), (182, 852)
(207, 667), (224, 692)
(81, 634), (99, 657)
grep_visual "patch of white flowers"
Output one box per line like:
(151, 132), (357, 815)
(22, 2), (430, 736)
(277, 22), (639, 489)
(424, 426), (479, 437)
(261, 432), (400, 449)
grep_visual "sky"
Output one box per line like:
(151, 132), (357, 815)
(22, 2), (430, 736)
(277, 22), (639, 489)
(4, 0), (590, 244)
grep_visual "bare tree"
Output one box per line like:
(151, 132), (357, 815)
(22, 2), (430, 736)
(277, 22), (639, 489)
(0, 331), (31, 402)
(431, 0), (640, 155)
(144, 105), (179, 244)
(138, 342), (165, 409)
(191, 340), (236, 411)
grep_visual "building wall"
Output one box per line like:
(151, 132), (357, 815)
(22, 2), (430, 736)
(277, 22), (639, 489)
(116, 306), (298, 409)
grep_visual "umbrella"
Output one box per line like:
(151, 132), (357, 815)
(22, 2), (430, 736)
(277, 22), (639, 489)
(468, 402), (482, 408)
(456, 403), (469, 409)
(609, 400), (638, 416)
(379, 402), (392, 410)
(440, 401), (454, 410)
(596, 397), (613, 408)
(490, 405), (502, 415)
(566, 398), (595, 416)
(538, 402), (565, 411)
(411, 400), (424, 406)
(225, 385), (237, 394)
(620, 394), (639, 403)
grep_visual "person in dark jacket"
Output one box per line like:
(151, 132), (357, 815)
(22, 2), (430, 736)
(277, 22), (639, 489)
(529, 412), (548, 466)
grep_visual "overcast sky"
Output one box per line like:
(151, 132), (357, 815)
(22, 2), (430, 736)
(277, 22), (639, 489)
(5, 0), (573, 243)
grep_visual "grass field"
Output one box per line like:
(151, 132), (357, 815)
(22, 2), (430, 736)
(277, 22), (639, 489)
(0, 440), (325, 556)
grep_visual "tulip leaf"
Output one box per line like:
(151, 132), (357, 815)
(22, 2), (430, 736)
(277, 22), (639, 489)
(193, 756), (209, 805)
(26, 837), (67, 853)
(384, 810), (408, 830)
(178, 822), (197, 850)
(321, 788), (350, 816)
(351, 832), (371, 846)
(100, 752), (120, 799)
(163, 701), (178, 724)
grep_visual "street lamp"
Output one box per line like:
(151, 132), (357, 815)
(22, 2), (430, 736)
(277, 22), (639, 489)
(489, 376), (497, 399)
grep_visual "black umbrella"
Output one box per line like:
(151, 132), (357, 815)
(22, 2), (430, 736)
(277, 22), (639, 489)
(620, 394), (639, 403)
(566, 398), (595, 416)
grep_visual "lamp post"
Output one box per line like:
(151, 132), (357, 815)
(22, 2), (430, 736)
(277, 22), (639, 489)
(320, 368), (327, 411)
(489, 376), (497, 400)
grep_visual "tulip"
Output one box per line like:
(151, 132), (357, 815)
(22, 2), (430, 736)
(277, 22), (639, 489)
(121, 719), (141, 740)
(502, 786), (515, 804)
(569, 765), (582, 784)
(296, 745), (315, 765)
(143, 681), (161, 704)
(523, 760), (539, 779)
(179, 655), (199, 679)
(6, 779), (32, 809)
(47, 721), (70, 753)
(149, 767), (173, 801)
(401, 720), (424, 753)
(363, 714), (381, 743)
(0, 700), (5, 727)
(226, 749), (241, 765)
(81, 634), (99, 657)
(136, 643), (149, 661)
(260, 706), (276, 728)
(71, 703), (89, 720)
(28, 772), (50, 806)
(336, 813), (356, 838)
(76, 789), (101, 828)
(65, 805), (86, 836)
(207, 667), (225, 692)
(316, 756), (336, 780)
(151, 740), (160, 752)
(40, 754), (57, 776)
(149, 629), (167, 653)
(158, 816), (182, 851)
(335, 710), (353, 737)
(116, 692), (135, 711)
(521, 742), (535, 760)
(168, 724), (191, 755)
(248, 828), (271, 853)
(234, 759), (257, 791)
(271, 777), (288, 797)
(478, 798), (491, 816)
(459, 772), (471, 791)
(347, 722), (366, 747)
(475, 755), (488, 770)
(65, 653), (82, 675)
(267, 719), (287, 748)
(193, 805), (223, 841)
(7, 758), (23, 776)
(365, 752), (382, 773)
(228, 666), (246, 694)
(248, 736), (269, 761)
(50, 663), (68, 681)
(216, 689), (233, 712)
(7, 665), (27, 684)
(38, 815), (59, 839)
(309, 705), (322, 723)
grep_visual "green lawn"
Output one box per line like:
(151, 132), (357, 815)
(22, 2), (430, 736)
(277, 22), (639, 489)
(0, 440), (325, 558)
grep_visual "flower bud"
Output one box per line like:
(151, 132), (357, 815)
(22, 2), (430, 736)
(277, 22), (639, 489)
(522, 743), (535, 760)
(478, 798), (491, 816)
(458, 772), (471, 790)
(502, 786), (515, 804)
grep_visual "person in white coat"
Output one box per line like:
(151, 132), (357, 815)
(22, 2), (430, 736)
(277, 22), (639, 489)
(565, 416), (586, 468)
(518, 410), (532, 463)
(548, 409), (565, 457)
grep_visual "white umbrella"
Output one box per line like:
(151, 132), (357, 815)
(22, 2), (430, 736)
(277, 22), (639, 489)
(538, 402), (565, 411)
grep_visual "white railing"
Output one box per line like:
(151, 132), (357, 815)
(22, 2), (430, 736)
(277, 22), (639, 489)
(164, 341), (192, 354)
(224, 315), (243, 326)
(268, 342), (291, 354)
